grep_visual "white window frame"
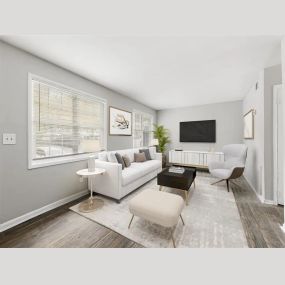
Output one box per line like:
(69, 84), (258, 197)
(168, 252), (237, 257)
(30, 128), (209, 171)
(133, 109), (154, 148)
(28, 73), (107, 169)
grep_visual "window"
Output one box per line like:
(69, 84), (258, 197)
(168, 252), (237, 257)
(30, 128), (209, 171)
(133, 110), (153, 148)
(29, 74), (106, 168)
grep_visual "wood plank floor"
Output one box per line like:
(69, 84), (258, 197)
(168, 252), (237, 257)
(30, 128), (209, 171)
(0, 175), (284, 248)
(0, 196), (143, 248)
(231, 177), (285, 248)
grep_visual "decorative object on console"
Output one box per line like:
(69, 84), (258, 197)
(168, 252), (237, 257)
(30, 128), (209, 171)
(243, 109), (254, 139)
(109, 106), (132, 136)
(139, 148), (151, 160)
(151, 138), (159, 146)
(208, 144), (248, 192)
(134, 152), (147, 162)
(115, 153), (125, 169)
(153, 124), (171, 167)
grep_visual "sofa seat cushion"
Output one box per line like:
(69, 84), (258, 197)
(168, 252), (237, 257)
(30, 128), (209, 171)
(122, 160), (161, 186)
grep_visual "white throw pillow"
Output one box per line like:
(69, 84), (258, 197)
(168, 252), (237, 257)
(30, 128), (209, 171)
(148, 146), (156, 160)
(107, 151), (118, 163)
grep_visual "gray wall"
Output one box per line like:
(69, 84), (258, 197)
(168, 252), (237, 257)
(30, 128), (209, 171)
(242, 65), (282, 201)
(157, 101), (243, 154)
(243, 71), (265, 197)
(0, 41), (156, 223)
(264, 65), (282, 200)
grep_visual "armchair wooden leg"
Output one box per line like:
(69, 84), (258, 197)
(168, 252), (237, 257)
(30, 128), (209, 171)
(226, 180), (229, 192)
(211, 179), (224, 185)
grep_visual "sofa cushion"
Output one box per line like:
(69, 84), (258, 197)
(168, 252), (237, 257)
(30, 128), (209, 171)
(134, 152), (146, 162)
(116, 148), (140, 163)
(122, 155), (131, 167)
(115, 152), (125, 170)
(122, 160), (161, 186)
(139, 148), (151, 160)
(107, 152), (118, 163)
(148, 146), (156, 160)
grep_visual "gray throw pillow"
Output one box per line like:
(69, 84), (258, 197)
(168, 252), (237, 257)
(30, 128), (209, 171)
(134, 152), (146, 162)
(139, 148), (151, 160)
(122, 155), (131, 167)
(115, 153), (125, 170)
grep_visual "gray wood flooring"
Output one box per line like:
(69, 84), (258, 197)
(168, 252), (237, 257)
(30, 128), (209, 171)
(0, 174), (284, 248)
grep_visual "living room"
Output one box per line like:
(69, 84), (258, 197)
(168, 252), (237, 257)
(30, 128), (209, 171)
(1, 35), (284, 249)
(2, 1), (285, 283)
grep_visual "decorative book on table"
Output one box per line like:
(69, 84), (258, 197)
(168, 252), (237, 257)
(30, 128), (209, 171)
(168, 166), (185, 174)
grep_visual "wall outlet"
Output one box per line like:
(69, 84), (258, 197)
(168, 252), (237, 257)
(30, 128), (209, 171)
(3, 133), (16, 145)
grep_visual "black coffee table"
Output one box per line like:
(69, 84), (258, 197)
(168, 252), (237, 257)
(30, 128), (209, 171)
(157, 166), (196, 205)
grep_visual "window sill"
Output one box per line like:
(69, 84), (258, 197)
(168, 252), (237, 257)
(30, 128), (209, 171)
(28, 153), (98, 169)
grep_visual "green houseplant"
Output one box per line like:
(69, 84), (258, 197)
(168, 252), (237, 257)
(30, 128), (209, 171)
(153, 124), (170, 167)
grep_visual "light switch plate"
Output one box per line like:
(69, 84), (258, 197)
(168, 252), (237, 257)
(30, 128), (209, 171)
(3, 133), (16, 145)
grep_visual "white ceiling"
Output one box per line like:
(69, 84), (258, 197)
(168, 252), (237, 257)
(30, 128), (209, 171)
(1, 35), (281, 110)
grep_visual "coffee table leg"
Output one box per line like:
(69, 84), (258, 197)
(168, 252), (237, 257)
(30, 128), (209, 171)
(185, 191), (189, 205)
(193, 179), (196, 188)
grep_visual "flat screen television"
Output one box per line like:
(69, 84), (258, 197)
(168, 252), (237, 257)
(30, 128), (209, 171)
(180, 120), (216, 142)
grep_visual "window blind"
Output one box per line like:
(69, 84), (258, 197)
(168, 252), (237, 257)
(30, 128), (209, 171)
(32, 78), (105, 160)
(133, 111), (153, 148)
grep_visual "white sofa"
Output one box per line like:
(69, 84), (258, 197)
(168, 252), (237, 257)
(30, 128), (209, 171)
(88, 147), (162, 202)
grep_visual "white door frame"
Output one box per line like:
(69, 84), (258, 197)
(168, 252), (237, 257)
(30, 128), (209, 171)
(273, 84), (283, 205)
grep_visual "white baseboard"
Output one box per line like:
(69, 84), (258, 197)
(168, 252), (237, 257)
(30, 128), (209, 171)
(264, 199), (276, 205)
(243, 175), (263, 202)
(0, 190), (88, 233)
(243, 176), (276, 205)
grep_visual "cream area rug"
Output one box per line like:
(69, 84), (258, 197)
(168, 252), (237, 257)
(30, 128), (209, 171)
(70, 172), (248, 248)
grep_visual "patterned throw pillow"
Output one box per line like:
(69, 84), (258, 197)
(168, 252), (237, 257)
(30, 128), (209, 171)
(122, 155), (131, 167)
(139, 148), (151, 160)
(134, 152), (146, 162)
(115, 153), (125, 170)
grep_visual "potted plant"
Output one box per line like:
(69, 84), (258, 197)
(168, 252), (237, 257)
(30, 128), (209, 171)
(153, 124), (170, 168)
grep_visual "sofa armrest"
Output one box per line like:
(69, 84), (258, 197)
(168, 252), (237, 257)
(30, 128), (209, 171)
(88, 159), (122, 200)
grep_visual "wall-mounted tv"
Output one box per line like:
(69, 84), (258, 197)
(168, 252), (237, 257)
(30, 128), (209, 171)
(180, 120), (216, 142)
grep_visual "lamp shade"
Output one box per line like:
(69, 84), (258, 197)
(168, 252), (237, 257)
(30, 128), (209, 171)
(151, 139), (159, 146)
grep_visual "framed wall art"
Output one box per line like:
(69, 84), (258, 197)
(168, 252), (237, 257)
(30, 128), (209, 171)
(243, 109), (254, 139)
(109, 107), (132, 136)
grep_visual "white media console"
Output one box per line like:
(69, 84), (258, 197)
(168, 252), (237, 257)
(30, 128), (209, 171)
(169, 150), (224, 169)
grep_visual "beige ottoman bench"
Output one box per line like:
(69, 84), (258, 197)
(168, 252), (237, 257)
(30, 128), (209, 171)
(128, 189), (185, 247)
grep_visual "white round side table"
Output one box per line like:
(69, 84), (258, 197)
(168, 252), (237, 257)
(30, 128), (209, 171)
(76, 168), (106, 213)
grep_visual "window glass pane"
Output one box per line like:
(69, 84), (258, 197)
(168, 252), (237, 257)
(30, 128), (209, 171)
(133, 111), (153, 147)
(32, 79), (105, 160)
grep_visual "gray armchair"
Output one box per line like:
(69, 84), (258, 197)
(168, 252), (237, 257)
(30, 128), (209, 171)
(208, 144), (248, 192)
